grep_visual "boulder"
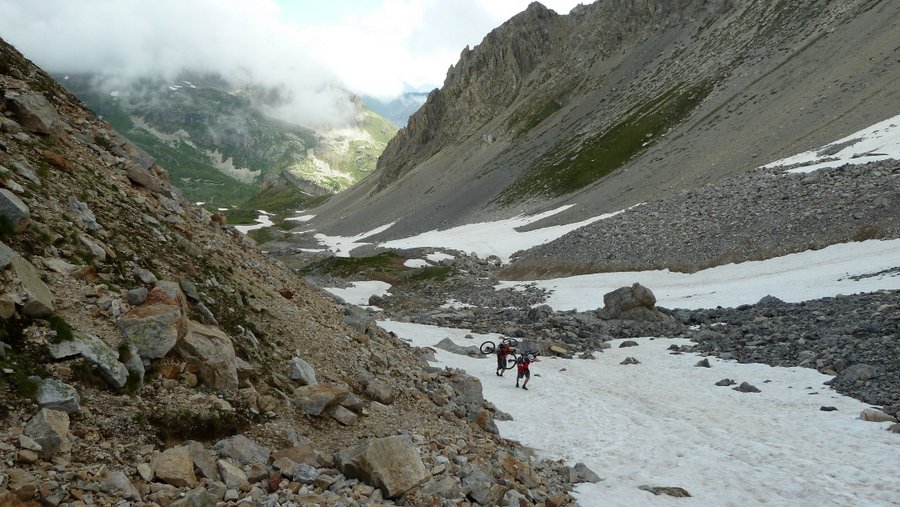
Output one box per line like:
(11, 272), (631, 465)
(174, 321), (239, 391)
(334, 435), (428, 499)
(35, 378), (80, 413)
(365, 378), (394, 405)
(123, 161), (163, 192)
(0, 240), (16, 268)
(78, 234), (107, 261)
(448, 373), (486, 413)
(272, 444), (319, 467)
(11, 159), (39, 185)
(0, 189), (31, 233)
(289, 356), (317, 386)
(599, 283), (667, 321)
(293, 383), (350, 417)
(4, 91), (59, 134)
(119, 281), (187, 359)
(860, 408), (896, 423)
(213, 434), (270, 466)
(152, 446), (198, 487)
(216, 459), (250, 490)
(24, 408), (70, 458)
(186, 440), (220, 481)
(67, 197), (101, 230)
(326, 404), (359, 426)
(49, 332), (128, 390)
(434, 337), (480, 356)
(10, 256), (53, 317)
(100, 470), (141, 500)
(837, 364), (878, 383)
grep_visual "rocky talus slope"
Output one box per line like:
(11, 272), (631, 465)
(507, 159), (900, 276)
(0, 38), (589, 506)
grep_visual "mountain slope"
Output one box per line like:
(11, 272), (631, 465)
(304, 0), (900, 246)
(60, 75), (397, 209)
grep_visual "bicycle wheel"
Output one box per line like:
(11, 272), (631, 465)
(502, 338), (519, 348)
(503, 353), (518, 370)
(480, 341), (496, 354)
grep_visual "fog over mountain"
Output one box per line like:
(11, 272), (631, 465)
(0, 0), (355, 127)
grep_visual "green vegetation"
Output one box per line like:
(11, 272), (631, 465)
(498, 82), (711, 204)
(47, 314), (74, 343)
(298, 252), (453, 286)
(147, 407), (243, 443)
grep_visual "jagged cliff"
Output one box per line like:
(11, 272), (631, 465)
(0, 37), (581, 505)
(305, 0), (899, 245)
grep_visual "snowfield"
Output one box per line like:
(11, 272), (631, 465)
(378, 322), (899, 506)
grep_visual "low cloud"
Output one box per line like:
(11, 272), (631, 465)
(0, 0), (586, 125)
(0, 0), (356, 127)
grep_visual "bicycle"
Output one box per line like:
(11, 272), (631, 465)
(481, 338), (520, 370)
(479, 337), (519, 355)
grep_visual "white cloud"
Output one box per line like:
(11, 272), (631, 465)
(0, 0), (585, 121)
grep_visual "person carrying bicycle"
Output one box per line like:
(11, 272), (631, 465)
(496, 341), (514, 376)
(516, 353), (537, 390)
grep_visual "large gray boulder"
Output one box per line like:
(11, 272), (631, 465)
(49, 332), (128, 390)
(35, 378), (81, 413)
(24, 408), (70, 458)
(334, 435), (428, 499)
(598, 283), (667, 321)
(152, 445), (198, 487)
(213, 434), (270, 466)
(0, 189), (30, 232)
(293, 383), (350, 416)
(10, 255), (53, 317)
(119, 281), (187, 359)
(4, 91), (59, 134)
(174, 321), (239, 391)
(288, 356), (317, 386)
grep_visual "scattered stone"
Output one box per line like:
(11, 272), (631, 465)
(152, 445), (198, 487)
(620, 357), (640, 365)
(175, 320), (239, 391)
(619, 340), (639, 348)
(860, 408), (896, 423)
(335, 435), (429, 499)
(10, 255), (53, 317)
(639, 485), (692, 497)
(820, 406), (838, 412)
(217, 459), (250, 490)
(327, 404), (359, 426)
(573, 462), (602, 483)
(24, 408), (70, 458)
(49, 332), (129, 390)
(365, 378), (394, 405)
(734, 382), (761, 393)
(289, 356), (317, 386)
(695, 358), (711, 368)
(35, 377), (81, 413)
(600, 283), (667, 321)
(214, 434), (271, 466)
(837, 364), (878, 383)
(7, 468), (37, 501)
(67, 197), (101, 230)
(716, 378), (736, 386)
(5, 91), (60, 134)
(120, 281), (187, 359)
(126, 287), (148, 305)
(293, 383), (350, 417)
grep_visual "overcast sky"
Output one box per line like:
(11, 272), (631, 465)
(0, 0), (584, 124)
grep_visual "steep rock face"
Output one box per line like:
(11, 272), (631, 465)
(307, 0), (899, 245)
(376, 2), (567, 189)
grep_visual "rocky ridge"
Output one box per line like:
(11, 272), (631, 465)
(304, 0), (899, 244)
(0, 37), (588, 506)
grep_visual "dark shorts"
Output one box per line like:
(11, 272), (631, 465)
(497, 356), (507, 368)
(517, 369), (530, 380)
